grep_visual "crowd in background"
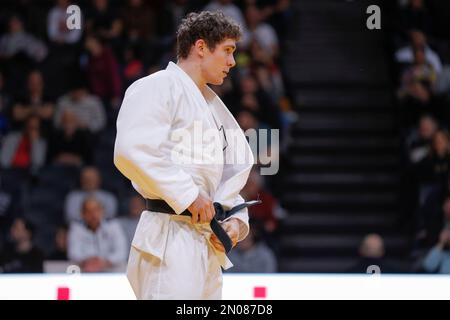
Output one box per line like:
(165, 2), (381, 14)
(0, 0), (294, 273)
(388, 0), (450, 273)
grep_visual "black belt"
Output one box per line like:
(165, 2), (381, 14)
(145, 198), (261, 254)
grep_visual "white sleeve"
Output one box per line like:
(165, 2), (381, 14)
(223, 194), (250, 242)
(114, 76), (199, 214)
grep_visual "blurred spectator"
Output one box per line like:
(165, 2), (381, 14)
(67, 197), (127, 272)
(53, 83), (106, 134)
(47, 224), (68, 260)
(122, 0), (157, 42)
(417, 193), (450, 248)
(117, 195), (144, 251)
(422, 228), (450, 273)
(405, 114), (438, 164)
(395, 30), (442, 75)
(0, 15), (48, 63)
(415, 130), (450, 193)
(0, 218), (44, 273)
(204, 0), (250, 48)
(0, 115), (47, 173)
(398, 0), (432, 35)
(238, 73), (282, 130)
(249, 0), (292, 43)
(47, 0), (82, 45)
(122, 45), (145, 88)
(398, 47), (437, 123)
(84, 34), (122, 109)
(412, 131), (450, 244)
(85, 0), (123, 43)
(157, 0), (192, 42)
(11, 70), (54, 135)
(245, 5), (279, 60)
(64, 166), (118, 223)
(226, 221), (277, 273)
(47, 110), (93, 166)
(347, 234), (401, 273)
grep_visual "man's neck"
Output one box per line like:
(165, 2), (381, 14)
(177, 60), (207, 95)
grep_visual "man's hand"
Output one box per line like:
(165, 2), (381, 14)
(210, 218), (240, 253)
(187, 194), (215, 224)
(81, 257), (112, 272)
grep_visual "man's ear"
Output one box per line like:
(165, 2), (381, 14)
(194, 39), (207, 57)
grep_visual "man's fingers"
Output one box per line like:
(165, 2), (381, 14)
(191, 210), (199, 224)
(199, 208), (208, 224)
(209, 203), (216, 221)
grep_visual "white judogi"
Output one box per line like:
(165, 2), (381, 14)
(114, 62), (253, 299)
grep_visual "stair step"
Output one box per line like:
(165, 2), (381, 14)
(280, 212), (397, 235)
(290, 154), (399, 170)
(281, 234), (408, 251)
(283, 191), (397, 203)
(279, 257), (411, 273)
(279, 257), (358, 273)
(284, 212), (396, 228)
(282, 192), (398, 211)
(294, 89), (392, 108)
(285, 173), (398, 185)
(295, 114), (394, 131)
(289, 137), (398, 151)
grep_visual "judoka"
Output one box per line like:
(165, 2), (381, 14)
(114, 11), (255, 300)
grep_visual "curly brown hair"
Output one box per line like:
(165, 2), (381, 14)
(176, 11), (242, 60)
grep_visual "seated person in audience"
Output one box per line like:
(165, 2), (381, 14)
(11, 70), (54, 135)
(415, 130), (450, 194)
(347, 233), (403, 273)
(64, 166), (117, 222)
(47, 0), (82, 45)
(53, 83), (106, 134)
(67, 197), (127, 272)
(0, 15), (48, 63)
(0, 217), (44, 273)
(47, 224), (68, 261)
(398, 47), (437, 111)
(395, 29), (442, 75)
(422, 228), (450, 274)
(47, 110), (93, 166)
(0, 115), (47, 173)
(226, 222), (277, 273)
(84, 33), (122, 109)
(406, 114), (438, 164)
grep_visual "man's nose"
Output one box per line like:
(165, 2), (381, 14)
(228, 55), (236, 67)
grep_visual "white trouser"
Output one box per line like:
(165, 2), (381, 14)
(126, 214), (223, 300)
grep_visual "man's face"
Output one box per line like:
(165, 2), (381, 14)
(82, 199), (103, 230)
(201, 38), (237, 86)
(81, 168), (100, 191)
